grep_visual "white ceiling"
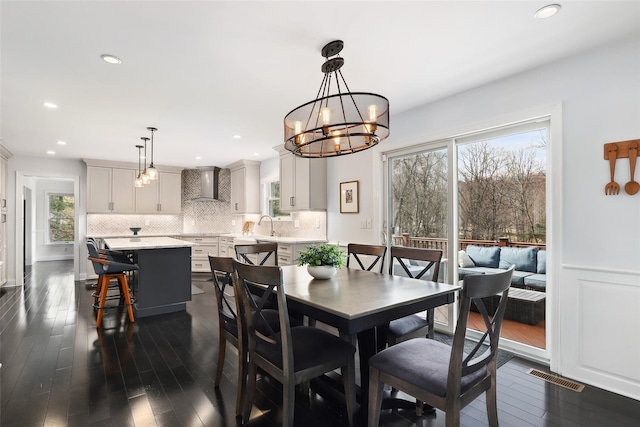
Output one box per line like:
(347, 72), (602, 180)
(2, 1), (639, 169)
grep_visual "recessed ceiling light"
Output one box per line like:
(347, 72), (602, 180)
(254, 153), (260, 156)
(57, 140), (67, 145)
(47, 150), (55, 155)
(195, 156), (202, 160)
(43, 102), (58, 109)
(100, 54), (122, 64)
(233, 135), (241, 139)
(534, 4), (561, 19)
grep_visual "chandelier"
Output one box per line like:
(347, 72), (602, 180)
(284, 40), (389, 158)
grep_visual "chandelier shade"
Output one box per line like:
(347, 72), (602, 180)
(284, 40), (389, 158)
(146, 127), (158, 180)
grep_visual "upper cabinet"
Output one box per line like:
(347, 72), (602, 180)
(276, 148), (327, 212)
(87, 166), (136, 213)
(229, 160), (260, 214)
(85, 160), (182, 214)
(135, 172), (182, 214)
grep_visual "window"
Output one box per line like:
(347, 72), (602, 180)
(47, 193), (75, 243)
(264, 181), (291, 219)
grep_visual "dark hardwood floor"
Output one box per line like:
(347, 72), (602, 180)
(1, 260), (639, 426)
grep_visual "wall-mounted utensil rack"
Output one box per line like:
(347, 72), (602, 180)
(603, 139), (640, 160)
(604, 138), (639, 196)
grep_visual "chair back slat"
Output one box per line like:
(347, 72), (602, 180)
(209, 256), (238, 324)
(347, 243), (387, 273)
(453, 266), (513, 377)
(233, 261), (291, 353)
(235, 243), (278, 266)
(389, 246), (442, 281)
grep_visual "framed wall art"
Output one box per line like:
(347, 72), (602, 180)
(340, 180), (359, 213)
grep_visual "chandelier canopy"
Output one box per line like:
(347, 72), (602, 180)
(284, 40), (389, 158)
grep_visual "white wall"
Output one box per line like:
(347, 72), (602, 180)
(327, 36), (640, 399)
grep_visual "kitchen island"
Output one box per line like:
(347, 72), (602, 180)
(103, 237), (197, 318)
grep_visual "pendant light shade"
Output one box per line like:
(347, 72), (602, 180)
(140, 137), (150, 185)
(146, 127), (158, 180)
(134, 145), (144, 188)
(284, 40), (389, 158)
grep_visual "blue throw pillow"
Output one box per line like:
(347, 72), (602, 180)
(537, 250), (546, 274)
(466, 245), (501, 268)
(499, 246), (538, 273)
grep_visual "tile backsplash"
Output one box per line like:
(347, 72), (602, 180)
(87, 167), (327, 239)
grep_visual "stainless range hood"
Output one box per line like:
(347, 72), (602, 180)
(191, 167), (222, 201)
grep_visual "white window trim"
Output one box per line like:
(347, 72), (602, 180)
(45, 192), (75, 245)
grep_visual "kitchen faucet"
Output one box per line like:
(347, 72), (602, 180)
(258, 215), (275, 236)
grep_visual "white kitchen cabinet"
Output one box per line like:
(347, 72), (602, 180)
(276, 242), (320, 266)
(229, 160), (260, 214)
(135, 172), (182, 214)
(218, 236), (236, 258)
(277, 150), (327, 212)
(87, 166), (136, 213)
(181, 236), (218, 272)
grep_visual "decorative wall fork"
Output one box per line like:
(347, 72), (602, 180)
(605, 145), (620, 195)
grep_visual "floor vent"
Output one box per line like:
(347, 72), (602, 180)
(528, 369), (585, 392)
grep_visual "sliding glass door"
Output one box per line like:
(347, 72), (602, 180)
(385, 119), (549, 352)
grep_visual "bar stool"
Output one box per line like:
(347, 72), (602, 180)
(87, 241), (138, 328)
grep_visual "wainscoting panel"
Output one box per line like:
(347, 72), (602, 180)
(560, 265), (640, 400)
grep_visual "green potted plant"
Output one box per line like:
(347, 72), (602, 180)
(296, 243), (346, 279)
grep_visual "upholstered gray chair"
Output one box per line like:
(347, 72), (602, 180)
(346, 243), (387, 273)
(386, 246), (443, 344)
(368, 266), (514, 427)
(234, 260), (357, 427)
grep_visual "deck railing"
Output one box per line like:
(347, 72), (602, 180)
(391, 233), (545, 252)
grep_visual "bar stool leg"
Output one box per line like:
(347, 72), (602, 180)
(96, 275), (110, 328)
(119, 275), (135, 323)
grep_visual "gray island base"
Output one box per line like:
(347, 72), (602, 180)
(103, 237), (196, 318)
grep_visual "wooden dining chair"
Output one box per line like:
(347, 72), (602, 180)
(235, 243), (278, 266)
(347, 243), (387, 273)
(233, 260), (357, 427)
(209, 255), (246, 417)
(368, 266), (514, 427)
(386, 246), (443, 344)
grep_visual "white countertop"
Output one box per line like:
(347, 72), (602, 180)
(219, 233), (327, 244)
(104, 236), (197, 250)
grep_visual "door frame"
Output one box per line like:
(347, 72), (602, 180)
(14, 171), (81, 285)
(380, 104), (562, 368)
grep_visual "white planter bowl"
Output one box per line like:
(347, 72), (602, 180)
(307, 265), (337, 280)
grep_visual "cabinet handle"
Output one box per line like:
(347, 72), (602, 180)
(235, 203), (238, 211)
(290, 196), (294, 206)
(157, 203), (161, 211)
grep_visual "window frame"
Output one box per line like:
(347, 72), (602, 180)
(46, 192), (75, 244)
(262, 181), (292, 221)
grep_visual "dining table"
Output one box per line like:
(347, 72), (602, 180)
(278, 264), (461, 409)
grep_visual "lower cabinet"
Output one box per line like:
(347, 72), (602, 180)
(277, 242), (320, 266)
(181, 236), (219, 272)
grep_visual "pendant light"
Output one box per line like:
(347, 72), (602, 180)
(146, 127), (158, 180)
(284, 40), (389, 158)
(140, 137), (150, 184)
(134, 145), (144, 188)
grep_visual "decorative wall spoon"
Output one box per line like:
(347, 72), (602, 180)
(624, 141), (639, 195)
